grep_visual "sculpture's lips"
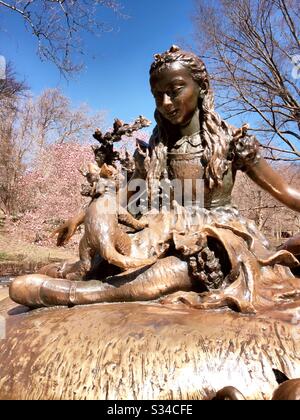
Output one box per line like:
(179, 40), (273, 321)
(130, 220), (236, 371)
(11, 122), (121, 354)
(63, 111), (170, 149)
(165, 109), (178, 119)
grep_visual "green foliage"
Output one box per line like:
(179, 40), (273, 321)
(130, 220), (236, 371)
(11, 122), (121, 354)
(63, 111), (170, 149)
(0, 252), (8, 261)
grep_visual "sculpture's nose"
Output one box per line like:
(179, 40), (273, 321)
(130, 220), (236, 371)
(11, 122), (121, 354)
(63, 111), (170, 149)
(162, 93), (173, 110)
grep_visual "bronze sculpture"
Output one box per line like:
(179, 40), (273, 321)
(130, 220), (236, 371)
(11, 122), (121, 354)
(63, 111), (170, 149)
(9, 45), (300, 312)
(279, 233), (300, 262)
(1, 45), (300, 400)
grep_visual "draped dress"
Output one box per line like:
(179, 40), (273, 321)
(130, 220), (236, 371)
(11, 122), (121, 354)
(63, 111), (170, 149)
(131, 129), (300, 314)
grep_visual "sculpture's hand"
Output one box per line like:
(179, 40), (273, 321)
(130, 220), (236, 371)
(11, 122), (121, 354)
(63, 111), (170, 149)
(51, 211), (85, 246)
(51, 221), (77, 246)
(278, 233), (300, 256)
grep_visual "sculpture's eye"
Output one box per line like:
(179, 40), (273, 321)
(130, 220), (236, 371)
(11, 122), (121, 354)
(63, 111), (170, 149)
(152, 91), (165, 104)
(153, 87), (183, 102)
(169, 86), (183, 98)
(154, 92), (163, 100)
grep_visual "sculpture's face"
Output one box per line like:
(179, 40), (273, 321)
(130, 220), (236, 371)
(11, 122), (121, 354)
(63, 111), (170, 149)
(150, 62), (200, 127)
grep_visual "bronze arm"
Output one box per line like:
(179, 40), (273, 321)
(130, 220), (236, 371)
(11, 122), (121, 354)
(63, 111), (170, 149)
(246, 158), (300, 213)
(51, 210), (86, 246)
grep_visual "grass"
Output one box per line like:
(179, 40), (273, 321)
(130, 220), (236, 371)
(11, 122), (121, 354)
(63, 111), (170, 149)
(0, 252), (9, 261)
(0, 232), (76, 276)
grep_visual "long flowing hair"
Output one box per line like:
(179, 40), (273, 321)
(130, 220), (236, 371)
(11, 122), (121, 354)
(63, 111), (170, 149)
(148, 45), (235, 189)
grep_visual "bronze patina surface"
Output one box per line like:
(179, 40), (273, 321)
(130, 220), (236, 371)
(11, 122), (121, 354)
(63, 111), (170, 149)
(0, 294), (299, 400)
(2, 46), (300, 399)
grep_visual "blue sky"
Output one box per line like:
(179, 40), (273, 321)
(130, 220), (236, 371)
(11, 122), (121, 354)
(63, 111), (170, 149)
(0, 0), (196, 130)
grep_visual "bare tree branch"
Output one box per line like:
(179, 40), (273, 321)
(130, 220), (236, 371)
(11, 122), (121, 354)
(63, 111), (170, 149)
(193, 0), (300, 161)
(0, 0), (124, 76)
(233, 167), (300, 238)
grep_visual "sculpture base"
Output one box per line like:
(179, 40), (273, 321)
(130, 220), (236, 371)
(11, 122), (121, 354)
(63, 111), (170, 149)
(0, 288), (299, 400)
